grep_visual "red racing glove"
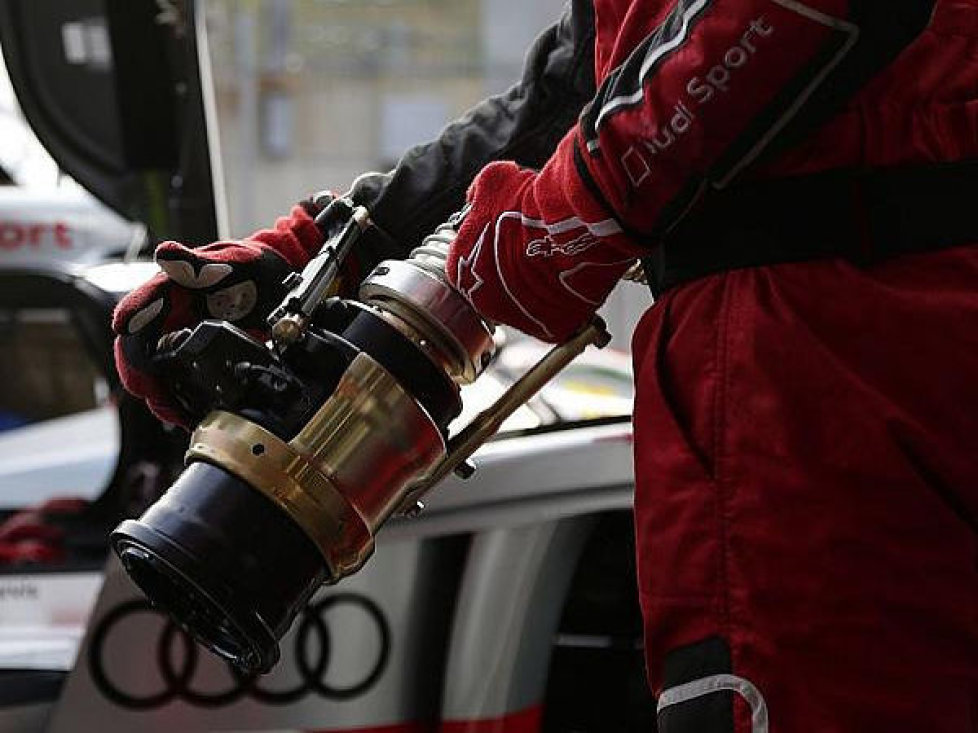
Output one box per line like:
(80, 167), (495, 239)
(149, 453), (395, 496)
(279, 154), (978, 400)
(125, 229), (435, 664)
(446, 0), (933, 343)
(112, 201), (327, 428)
(445, 131), (642, 343)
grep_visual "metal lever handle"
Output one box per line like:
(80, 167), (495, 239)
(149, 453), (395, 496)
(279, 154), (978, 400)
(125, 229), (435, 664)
(400, 317), (612, 513)
(269, 202), (370, 344)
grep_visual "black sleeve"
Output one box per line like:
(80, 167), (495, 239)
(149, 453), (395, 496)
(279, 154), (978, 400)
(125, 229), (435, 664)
(346, 0), (596, 271)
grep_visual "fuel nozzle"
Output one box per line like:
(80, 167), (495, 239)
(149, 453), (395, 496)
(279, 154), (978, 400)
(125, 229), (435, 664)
(111, 208), (609, 674)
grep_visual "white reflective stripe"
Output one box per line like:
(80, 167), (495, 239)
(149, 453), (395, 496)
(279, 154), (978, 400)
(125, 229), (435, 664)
(771, 0), (858, 30)
(493, 212), (556, 339)
(513, 212), (623, 238)
(713, 0), (860, 188)
(657, 673), (770, 733)
(593, 0), (711, 134)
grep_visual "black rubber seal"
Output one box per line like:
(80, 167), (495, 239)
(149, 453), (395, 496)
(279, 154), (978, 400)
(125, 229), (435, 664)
(339, 303), (461, 428)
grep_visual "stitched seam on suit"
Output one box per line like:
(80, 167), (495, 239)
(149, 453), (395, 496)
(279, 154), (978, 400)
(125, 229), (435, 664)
(652, 294), (717, 477)
(713, 273), (735, 639)
(658, 673), (770, 732)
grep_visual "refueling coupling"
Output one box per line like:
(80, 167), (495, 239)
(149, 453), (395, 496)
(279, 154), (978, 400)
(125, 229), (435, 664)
(110, 201), (610, 674)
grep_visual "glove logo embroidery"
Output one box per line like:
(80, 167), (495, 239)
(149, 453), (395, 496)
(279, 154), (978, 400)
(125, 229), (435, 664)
(454, 224), (489, 303)
(526, 231), (600, 258)
(206, 280), (259, 322)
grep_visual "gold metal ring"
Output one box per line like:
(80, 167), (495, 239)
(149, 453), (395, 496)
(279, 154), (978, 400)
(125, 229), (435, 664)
(187, 411), (374, 579)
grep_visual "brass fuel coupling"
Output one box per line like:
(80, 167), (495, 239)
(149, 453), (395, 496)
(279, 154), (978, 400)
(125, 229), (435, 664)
(112, 205), (611, 674)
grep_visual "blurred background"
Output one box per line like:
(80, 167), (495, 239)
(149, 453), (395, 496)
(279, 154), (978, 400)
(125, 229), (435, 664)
(206, 0), (566, 231)
(203, 0), (649, 350)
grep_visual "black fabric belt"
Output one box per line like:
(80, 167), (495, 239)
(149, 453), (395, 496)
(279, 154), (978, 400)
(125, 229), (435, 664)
(642, 160), (978, 298)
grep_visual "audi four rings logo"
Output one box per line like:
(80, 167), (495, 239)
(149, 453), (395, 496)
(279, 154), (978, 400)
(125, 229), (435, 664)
(87, 594), (391, 710)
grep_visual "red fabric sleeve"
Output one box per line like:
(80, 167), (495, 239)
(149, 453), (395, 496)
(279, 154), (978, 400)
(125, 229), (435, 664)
(577, 0), (934, 236)
(447, 0), (935, 340)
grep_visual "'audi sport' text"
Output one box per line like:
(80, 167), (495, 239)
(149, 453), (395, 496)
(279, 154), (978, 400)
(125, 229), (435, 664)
(620, 16), (775, 189)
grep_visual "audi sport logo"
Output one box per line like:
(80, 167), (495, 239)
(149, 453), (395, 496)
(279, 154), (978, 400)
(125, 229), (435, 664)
(87, 595), (390, 710)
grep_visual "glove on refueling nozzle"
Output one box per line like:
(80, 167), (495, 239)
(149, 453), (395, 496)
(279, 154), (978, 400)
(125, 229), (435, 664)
(111, 202), (610, 674)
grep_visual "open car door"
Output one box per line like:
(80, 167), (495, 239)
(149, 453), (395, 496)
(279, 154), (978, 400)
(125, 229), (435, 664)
(0, 0), (223, 245)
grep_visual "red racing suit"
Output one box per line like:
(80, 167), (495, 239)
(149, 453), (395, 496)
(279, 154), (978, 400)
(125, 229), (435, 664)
(429, 0), (978, 730)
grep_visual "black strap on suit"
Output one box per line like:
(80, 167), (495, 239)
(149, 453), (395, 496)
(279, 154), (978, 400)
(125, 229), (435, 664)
(642, 160), (978, 297)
